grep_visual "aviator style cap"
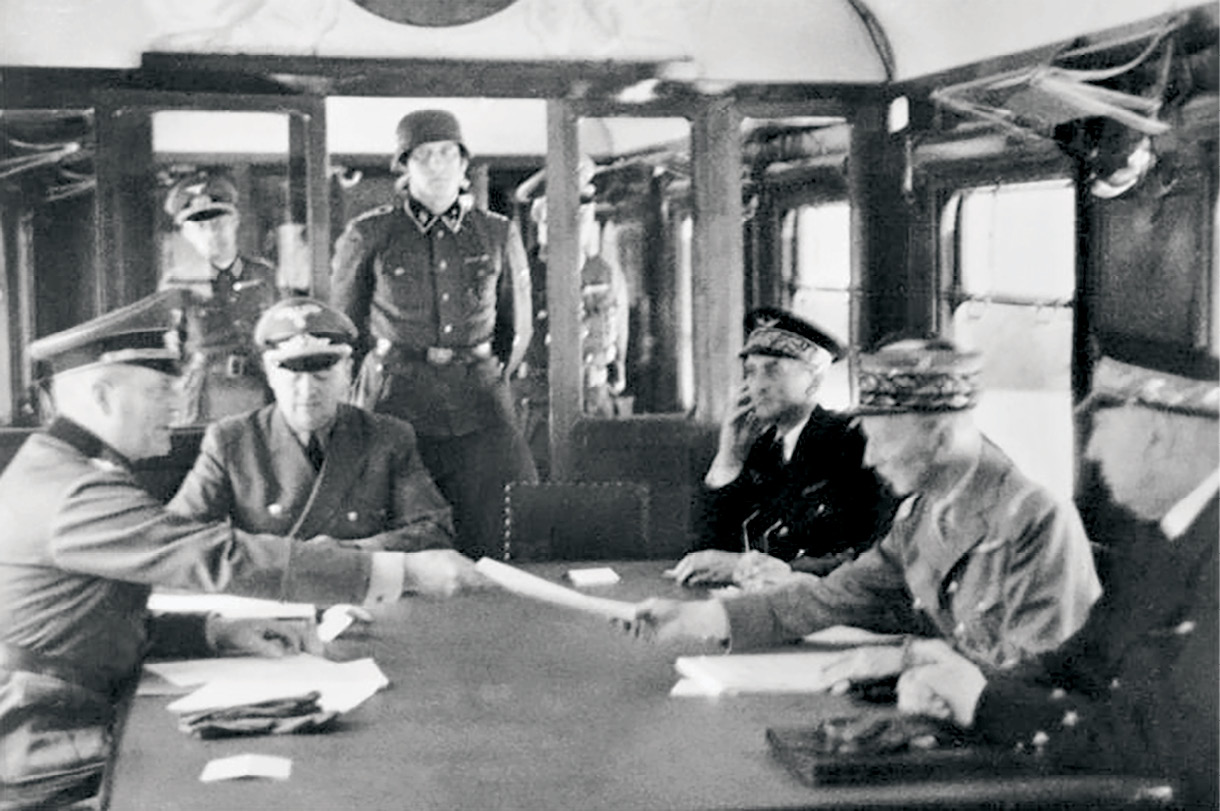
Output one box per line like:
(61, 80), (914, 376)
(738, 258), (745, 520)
(164, 173), (240, 226)
(255, 297), (358, 372)
(1079, 356), (1219, 419)
(856, 337), (982, 414)
(740, 307), (845, 368)
(392, 109), (468, 169)
(28, 290), (185, 380)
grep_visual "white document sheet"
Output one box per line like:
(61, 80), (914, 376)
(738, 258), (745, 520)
(162, 655), (388, 715)
(200, 754), (292, 782)
(147, 592), (316, 620)
(475, 558), (638, 621)
(671, 650), (848, 696)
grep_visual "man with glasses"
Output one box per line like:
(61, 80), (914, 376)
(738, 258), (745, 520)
(331, 109), (536, 559)
(169, 297), (456, 553)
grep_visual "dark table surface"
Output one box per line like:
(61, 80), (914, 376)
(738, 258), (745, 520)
(109, 561), (1171, 810)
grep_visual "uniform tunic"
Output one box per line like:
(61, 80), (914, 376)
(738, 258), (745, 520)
(169, 403), (455, 552)
(0, 419), (378, 803)
(332, 196), (537, 558)
(693, 408), (897, 574)
(163, 255), (281, 423)
(722, 438), (1102, 670)
(973, 495), (1218, 808)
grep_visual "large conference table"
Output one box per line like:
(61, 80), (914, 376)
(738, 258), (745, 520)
(109, 562), (1171, 810)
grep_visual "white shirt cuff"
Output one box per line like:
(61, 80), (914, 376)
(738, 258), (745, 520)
(364, 552), (405, 607)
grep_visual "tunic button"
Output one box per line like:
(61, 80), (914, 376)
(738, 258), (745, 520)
(347, 511), (358, 522)
(1031, 731), (1049, 748)
(442, 324), (453, 334)
(393, 267), (406, 277)
(438, 260), (448, 271)
(1174, 620), (1196, 636)
(267, 503), (283, 517)
(1061, 710), (1080, 728)
(441, 293), (450, 302)
(1110, 678), (1122, 690)
(1050, 688), (1066, 701)
(911, 597), (923, 610)
(953, 622), (966, 638)
(436, 231), (444, 239)
(946, 580), (959, 595)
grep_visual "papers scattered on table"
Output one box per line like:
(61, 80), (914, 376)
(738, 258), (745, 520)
(475, 558), (638, 621)
(671, 650), (846, 697)
(149, 654), (388, 715)
(200, 754), (292, 782)
(148, 592), (317, 620)
(801, 625), (906, 648)
(565, 567), (621, 587)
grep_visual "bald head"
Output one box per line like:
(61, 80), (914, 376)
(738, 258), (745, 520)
(50, 363), (179, 461)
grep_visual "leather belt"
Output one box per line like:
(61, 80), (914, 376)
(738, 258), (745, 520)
(0, 642), (121, 698)
(376, 338), (493, 366)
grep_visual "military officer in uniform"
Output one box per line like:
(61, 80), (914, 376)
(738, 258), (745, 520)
(163, 171), (282, 423)
(332, 109), (537, 559)
(170, 297), (456, 552)
(0, 294), (483, 809)
(627, 337), (1101, 681)
(672, 308), (896, 585)
(896, 356), (1218, 809)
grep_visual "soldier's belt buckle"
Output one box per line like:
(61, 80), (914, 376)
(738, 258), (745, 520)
(225, 355), (249, 377)
(426, 346), (455, 365)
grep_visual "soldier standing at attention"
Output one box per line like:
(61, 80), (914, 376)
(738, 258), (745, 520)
(331, 109), (537, 559)
(162, 171), (281, 423)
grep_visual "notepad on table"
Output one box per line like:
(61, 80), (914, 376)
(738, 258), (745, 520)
(672, 650), (847, 696)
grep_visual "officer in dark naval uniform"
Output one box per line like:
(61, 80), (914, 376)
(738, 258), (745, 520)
(896, 356), (1219, 809)
(673, 307), (896, 585)
(163, 171), (281, 423)
(0, 293), (484, 809)
(332, 109), (537, 559)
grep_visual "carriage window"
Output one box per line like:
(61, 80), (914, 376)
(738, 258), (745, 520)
(947, 179), (1076, 500)
(784, 200), (852, 410)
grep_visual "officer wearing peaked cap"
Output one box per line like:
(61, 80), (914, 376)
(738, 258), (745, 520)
(170, 297), (457, 554)
(897, 355), (1218, 808)
(162, 171), (282, 424)
(0, 297), (480, 807)
(629, 334), (1100, 690)
(673, 307), (897, 588)
(332, 108), (536, 560)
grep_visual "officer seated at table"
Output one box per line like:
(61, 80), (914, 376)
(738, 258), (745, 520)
(896, 356), (1218, 809)
(169, 297), (456, 553)
(628, 337), (1101, 682)
(0, 293), (480, 810)
(670, 307), (896, 587)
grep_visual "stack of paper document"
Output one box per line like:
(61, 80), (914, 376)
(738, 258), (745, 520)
(146, 654), (389, 715)
(147, 592), (317, 620)
(671, 651), (847, 697)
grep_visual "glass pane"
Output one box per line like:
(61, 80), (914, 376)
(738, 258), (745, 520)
(953, 301), (1075, 501)
(959, 180), (1075, 300)
(794, 201), (851, 290)
(790, 290), (851, 412)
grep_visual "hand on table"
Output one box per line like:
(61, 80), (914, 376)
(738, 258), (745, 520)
(822, 637), (958, 694)
(402, 549), (490, 598)
(616, 598), (730, 645)
(668, 550), (745, 586)
(732, 550), (795, 591)
(897, 651), (988, 727)
(206, 616), (322, 658)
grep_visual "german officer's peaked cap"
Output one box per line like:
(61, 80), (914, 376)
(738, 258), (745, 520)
(741, 307), (845, 367)
(28, 290), (187, 379)
(1079, 356), (1219, 419)
(255, 297), (358, 372)
(393, 109), (469, 169)
(856, 336), (982, 414)
(164, 172), (240, 226)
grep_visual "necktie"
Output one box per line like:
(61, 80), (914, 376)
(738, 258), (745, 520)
(306, 434), (325, 472)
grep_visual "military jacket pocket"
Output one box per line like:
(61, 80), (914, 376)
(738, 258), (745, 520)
(461, 254), (498, 312)
(0, 670), (110, 785)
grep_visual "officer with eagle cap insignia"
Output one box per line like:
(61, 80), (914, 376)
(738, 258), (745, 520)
(331, 108), (536, 560)
(169, 297), (457, 554)
(672, 307), (898, 587)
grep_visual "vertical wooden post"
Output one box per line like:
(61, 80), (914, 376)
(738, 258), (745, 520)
(294, 99), (330, 300)
(95, 95), (155, 313)
(545, 100), (582, 480)
(690, 98), (744, 423)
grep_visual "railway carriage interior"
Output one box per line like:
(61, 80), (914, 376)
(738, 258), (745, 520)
(0, 0), (1216, 559)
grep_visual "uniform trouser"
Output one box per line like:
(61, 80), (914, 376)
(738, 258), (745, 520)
(416, 424), (538, 561)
